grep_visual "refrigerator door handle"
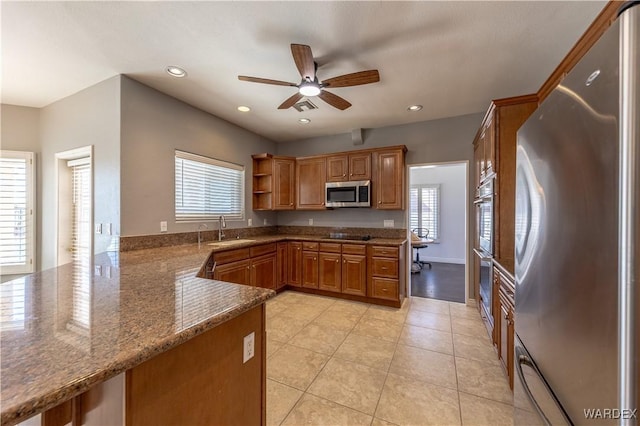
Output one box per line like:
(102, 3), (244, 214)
(515, 346), (573, 426)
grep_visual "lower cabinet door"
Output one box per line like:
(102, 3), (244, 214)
(276, 242), (288, 288)
(288, 242), (302, 287)
(341, 254), (366, 296)
(369, 277), (398, 301)
(251, 254), (277, 289)
(214, 259), (251, 285)
(318, 252), (341, 292)
(302, 251), (319, 288)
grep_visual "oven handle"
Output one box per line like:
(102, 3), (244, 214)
(473, 248), (493, 261)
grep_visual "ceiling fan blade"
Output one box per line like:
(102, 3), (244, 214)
(238, 76), (297, 87)
(322, 70), (380, 88)
(278, 92), (304, 109)
(291, 44), (316, 81)
(318, 90), (352, 110)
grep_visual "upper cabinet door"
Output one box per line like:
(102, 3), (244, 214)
(348, 153), (371, 181)
(273, 157), (295, 210)
(374, 149), (405, 210)
(296, 157), (327, 209)
(326, 155), (348, 182)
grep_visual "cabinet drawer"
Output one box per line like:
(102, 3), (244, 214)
(213, 248), (250, 264)
(370, 246), (398, 258)
(302, 241), (319, 251)
(250, 243), (276, 258)
(370, 277), (398, 301)
(342, 244), (366, 255)
(371, 258), (398, 278)
(319, 242), (341, 253)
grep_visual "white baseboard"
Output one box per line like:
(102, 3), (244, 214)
(413, 256), (465, 265)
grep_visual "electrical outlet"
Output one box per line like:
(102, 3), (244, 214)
(105, 223), (112, 235)
(95, 223), (102, 234)
(308, 218), (313, 226)
(384, 220), (394, 228)
(243, 332), (255, 363)
(248, 218), (252, 227)
(160, 221), (167, 232)
(263, 218), (267, 225)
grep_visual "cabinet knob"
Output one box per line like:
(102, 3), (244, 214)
(343, 260), (346, 263)
(314, 257), (317, 260)
(335, 259), (339, 263)
(343, 174), (346, 177)
(378, 201), (382, 204)
(290, 203), (293, 206)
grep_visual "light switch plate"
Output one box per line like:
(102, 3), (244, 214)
(105, 223), (112, 235)
(95, 224), (102, 234)
(160, 221), (167, 232)
(263, 218), (267, 225)
(308, 218), (313, 226)
(243, 332), (255, 363)
(248, 218), (252, 227)
(384, 220), (394, 228)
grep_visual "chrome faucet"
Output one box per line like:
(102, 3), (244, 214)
(197, 223), (208, 247)
(218, 215), (226, 241)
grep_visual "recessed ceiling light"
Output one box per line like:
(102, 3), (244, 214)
(166, 66), (187, 78)
(298, 118), (311, 124)
(407, 105), (423, 112)
(237, 106), (251, 112)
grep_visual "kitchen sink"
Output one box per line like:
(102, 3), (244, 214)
(207, 239), (256, 247)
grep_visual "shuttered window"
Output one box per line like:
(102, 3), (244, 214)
(69, 158), (92, 329)
(175, 150), (244, 221)
(0, 151), (35, 274)
(409, 184), (440, 241)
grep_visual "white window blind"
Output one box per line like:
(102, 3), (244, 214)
(409, 184), (440, 241)
(175, 150), (245, 221)
(0, 151), (35, 274)
(69, 158), (92, 329)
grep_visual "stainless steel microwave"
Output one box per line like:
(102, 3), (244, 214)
(325, 180), (371, 207)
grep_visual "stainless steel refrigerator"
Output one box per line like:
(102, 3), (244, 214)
(514, 2), (639, 425)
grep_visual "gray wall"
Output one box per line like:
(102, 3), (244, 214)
(40, 76), (121, 270)
(276, 113), (483, 229)
(1, 104), (42, 272)
(119, 76), (277, 237)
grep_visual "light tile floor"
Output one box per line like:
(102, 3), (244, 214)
(266, 291), (514, 426)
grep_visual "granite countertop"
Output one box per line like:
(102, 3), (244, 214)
(0, 245), (275, 425)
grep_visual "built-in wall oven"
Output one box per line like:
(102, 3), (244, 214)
(474, 178), (494, 320)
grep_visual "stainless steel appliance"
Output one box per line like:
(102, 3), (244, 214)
(514, 3), (638, 424)
(325, 180), (371, 207)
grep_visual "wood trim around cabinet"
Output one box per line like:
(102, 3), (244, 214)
(537, 1), (619, 103)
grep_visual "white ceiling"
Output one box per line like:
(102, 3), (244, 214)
(2, 1), (606, 142)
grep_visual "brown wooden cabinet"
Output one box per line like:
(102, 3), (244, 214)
(367, 243), (406, 302)
(341, 244), (367, 296)
(287, 242), (302, 287)
(372, 148), (406, 210)
(326, 153), (371, 182)
(251, 254), (276, 290)
(318, 252), (341, 292)
(302, 251), (319, 289)
(296, 157), (327, 210)
(276, 242), (288, 289)
(273, 157), (295, 210)
(214, 259), (251, 285)
(252, 154), (295, 211)
(493, 263), (515, 390)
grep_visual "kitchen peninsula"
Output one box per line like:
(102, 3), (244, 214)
(0, 244), (275, 426)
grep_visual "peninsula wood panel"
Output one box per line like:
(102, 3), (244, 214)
(126, 305), (265, 426)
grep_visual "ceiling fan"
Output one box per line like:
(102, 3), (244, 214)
(238, 44), (380, 110)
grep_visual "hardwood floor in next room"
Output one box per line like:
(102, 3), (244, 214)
(411, 262), (466, 303)
(265, 291), (513, 426)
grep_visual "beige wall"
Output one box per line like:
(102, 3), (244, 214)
(119, 76), (277, 237)
(1, 104), (42, 271)
(39, 76), (121, 270)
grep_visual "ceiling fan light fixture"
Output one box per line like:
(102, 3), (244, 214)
(299, 83), (321, 97)
(298, 118), (311, 124)
(407, 104), (423, 112)
(166, 66), (187, 78)
(237, 106), (251, 112)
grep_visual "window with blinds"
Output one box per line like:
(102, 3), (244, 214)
(409, 184), (441, 241)
(175, 150), (245, 221)
(0, 151), (35, 274)
(69, 158), (92, 329)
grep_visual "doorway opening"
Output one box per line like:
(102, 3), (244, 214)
(407, 161), (468, 303)
(55, 146), (93, 267)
